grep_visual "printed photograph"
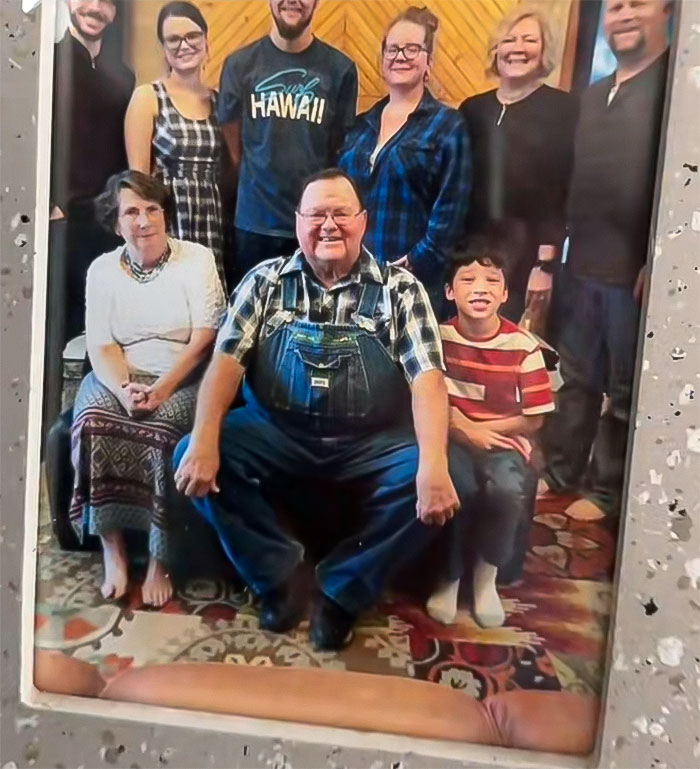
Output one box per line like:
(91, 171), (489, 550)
(33, 0), (673, 756)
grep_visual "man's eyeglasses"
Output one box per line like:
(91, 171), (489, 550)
(296, 210), (365, 227)
(163, 31), (205, 52)
(383, 44), (429, 61)
(119, 204), (164, 222)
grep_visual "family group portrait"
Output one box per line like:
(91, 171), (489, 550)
(33, 0), (673, 756)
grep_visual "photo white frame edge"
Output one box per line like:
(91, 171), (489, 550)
(3, 1), (698, 768)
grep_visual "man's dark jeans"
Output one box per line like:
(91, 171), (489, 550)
(174, 407), (473, 616)
(233, 228), (297, 286)
(542, 271), (640, 516)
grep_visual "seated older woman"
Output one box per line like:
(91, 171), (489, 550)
(69, 170), (226, 607)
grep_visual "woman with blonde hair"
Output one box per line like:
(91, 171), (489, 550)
(460, 6), (577, 326)
(125, 1), (226, 286)
(338, 6), (470, 318)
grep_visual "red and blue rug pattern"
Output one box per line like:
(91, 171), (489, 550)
(35, 492), (615, 699)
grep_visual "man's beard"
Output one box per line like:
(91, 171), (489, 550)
(70, 10), (108, 42)
(272, 3), (315, 41)
(609, 30), (647, 62)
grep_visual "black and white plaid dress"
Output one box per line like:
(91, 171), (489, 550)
(152, 81), (224, 285)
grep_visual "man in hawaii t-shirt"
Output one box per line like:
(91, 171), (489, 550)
(218, 0), (358, 280)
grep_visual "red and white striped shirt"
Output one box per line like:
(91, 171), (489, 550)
(441, 317), (555, 424)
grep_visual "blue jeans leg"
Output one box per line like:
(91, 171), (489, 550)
(542, 273), (606, 492)
(174, 407), (308, 596)
(315, 428), (438, 615)
(234, 229), (297, 284)
(432, 442), (479, 583)
(586, 282), (640, 514)
(474, 450), (533, 569)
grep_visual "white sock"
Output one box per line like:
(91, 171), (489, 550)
(472, 558), (505, 628)
(426, 579), (460, 624)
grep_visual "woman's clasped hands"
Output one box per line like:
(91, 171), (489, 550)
(120, 380), (168, 417)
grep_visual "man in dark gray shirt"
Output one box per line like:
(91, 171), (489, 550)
(542, 0), (671, 520)
(217, 0), (358, 282)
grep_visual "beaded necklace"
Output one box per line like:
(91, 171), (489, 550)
(121, 243), (171, 283)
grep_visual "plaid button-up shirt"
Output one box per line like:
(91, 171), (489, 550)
(216, 248), (444, 383)
(338, 90), (471, 286)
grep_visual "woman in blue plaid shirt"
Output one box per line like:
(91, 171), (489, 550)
(338, 6), (471, 319)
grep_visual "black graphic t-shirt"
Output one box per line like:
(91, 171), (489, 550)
(217, 36), (358, 238)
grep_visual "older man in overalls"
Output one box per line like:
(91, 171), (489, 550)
(175, 168), (463, 651)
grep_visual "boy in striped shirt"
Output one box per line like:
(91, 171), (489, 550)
(427, 238), (555, 627)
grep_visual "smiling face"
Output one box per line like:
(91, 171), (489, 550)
(382, 20), (431, 90)
(494, 15), (544, 83)
(604, 0), (670, 62)
(269, 0), (318, 41)
(446, 261), (508, 325)
(296, 176), (367, 280)
(115, 187), (168, 261)
(161, 15), (207, 74)
(68, 0), (116, 42)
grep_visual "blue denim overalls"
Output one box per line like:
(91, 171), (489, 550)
(176, 269), (439, 615)
(244, 272), (411, 435)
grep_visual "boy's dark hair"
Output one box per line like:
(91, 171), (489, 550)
(445, 235), (510, 286)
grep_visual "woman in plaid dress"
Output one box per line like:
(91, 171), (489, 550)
(125, 2), (225, 286)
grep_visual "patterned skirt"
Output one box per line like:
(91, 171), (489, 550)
(69, 372), (197, 563)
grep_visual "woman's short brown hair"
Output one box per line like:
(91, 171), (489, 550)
(382, 5), (440, 58)
(487, 6), (556, 79)
(95, 171), (172, 233)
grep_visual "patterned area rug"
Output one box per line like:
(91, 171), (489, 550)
(35, 492), (615, 699)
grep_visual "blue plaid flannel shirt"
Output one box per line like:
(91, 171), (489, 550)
(338, 90), (471, 286)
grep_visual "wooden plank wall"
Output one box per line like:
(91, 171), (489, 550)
(128, 0), (577, 110)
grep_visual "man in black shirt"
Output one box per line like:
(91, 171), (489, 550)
(45, 0), (134, 433)
(542, 0), (671, 519)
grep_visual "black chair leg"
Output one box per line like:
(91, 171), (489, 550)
(45, 408), (97, 551)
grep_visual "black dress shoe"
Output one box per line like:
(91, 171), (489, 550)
(258, 578), (305, 634)
(309, 594), (355, 652)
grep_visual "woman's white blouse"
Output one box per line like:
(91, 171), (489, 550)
(86, 238), (226, 376)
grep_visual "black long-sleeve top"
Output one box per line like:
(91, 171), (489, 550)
(566, 50), (669, 286)
(460, 84), (578, 295)
(50, 32), (135, 215)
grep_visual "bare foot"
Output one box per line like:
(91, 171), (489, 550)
(142, 558), (173, 607)
(564, 498), (606, 521)
(536, 476), (551, 498)
(100, 531), (129, 600)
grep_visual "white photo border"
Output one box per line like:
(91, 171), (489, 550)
(2, 1), (697, 767)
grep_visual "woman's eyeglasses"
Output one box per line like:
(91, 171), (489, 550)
(296, 210), (364, 227)
(163, 31), (205, 52)
(383, 44), (428, 61)
(119, 205), (164, 222)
